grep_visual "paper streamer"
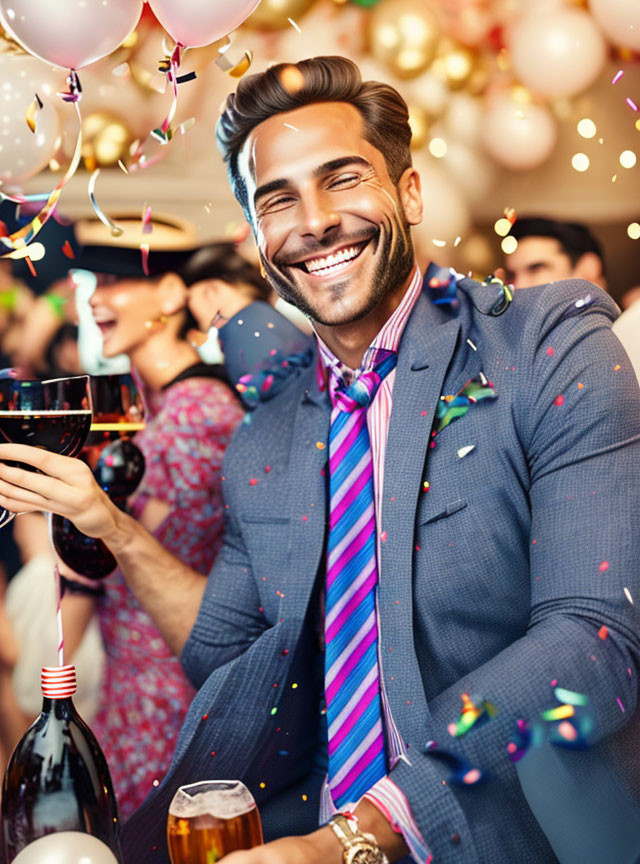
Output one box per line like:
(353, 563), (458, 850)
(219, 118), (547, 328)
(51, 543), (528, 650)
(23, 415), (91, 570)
(88, 170), (124, 238)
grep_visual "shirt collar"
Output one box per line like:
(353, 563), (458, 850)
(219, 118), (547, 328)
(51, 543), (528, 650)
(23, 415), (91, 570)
(315, 264), (423, 389)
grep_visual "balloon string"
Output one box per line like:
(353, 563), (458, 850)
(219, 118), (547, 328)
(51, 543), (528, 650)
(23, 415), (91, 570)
(151, 43), (182, 145)
(0, 72), (84, 261)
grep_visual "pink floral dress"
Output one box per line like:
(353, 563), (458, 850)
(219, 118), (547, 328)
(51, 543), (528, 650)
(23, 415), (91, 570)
(92, 370), (244, 820)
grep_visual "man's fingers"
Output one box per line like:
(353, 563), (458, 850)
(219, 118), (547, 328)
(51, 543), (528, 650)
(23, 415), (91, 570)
(0, 444), (82, 480)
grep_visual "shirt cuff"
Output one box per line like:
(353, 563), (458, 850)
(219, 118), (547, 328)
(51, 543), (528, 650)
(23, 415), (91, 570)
(364, 777), (433, 864)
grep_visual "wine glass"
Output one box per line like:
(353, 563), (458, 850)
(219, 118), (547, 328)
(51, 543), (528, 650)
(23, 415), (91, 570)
(0, 374), (93, 529)
(167, 781), (263, 864)
(51, 373), (146, 579)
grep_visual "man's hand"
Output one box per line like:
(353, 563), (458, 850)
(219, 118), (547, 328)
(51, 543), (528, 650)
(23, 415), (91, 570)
(0, 445), (119, 539)
(220, 828), (342, 864)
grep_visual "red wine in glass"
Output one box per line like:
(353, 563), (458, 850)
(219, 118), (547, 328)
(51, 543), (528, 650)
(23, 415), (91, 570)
(0, 375), (93, 528)
(51, 374), (146, 579)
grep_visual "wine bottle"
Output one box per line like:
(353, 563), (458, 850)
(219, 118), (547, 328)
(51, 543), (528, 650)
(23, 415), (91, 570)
(1, 666), (123, 864)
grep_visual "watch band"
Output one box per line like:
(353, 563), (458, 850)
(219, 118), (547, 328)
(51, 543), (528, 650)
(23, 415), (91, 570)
(328, 812), (389, 864)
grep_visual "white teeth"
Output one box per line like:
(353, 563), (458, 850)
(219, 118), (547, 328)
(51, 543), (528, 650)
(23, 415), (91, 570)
(304, 245), (363, 274)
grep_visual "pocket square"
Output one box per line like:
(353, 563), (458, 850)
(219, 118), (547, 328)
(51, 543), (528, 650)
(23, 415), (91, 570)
(433, 376), (497, 438)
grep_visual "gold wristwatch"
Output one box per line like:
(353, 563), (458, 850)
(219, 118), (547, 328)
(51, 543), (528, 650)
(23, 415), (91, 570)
(328, 813), (389, 864)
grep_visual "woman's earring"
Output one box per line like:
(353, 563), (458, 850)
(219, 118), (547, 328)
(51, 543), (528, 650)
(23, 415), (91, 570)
(144, 314), (168, 330)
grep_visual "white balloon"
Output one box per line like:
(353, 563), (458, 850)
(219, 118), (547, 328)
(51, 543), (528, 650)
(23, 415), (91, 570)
(0, 53), (61, 187)
(149, 0), (261, 48)
(481, 93), (557, 171)
(510, 6), (607, 97)
(411, 154), (471, 251)
(443, 93), (484, 148)
(13, 832), (119, 864)
(0, 0), (143, 70)
(590, 0), (640, 50)
(439, 141), (498, 206)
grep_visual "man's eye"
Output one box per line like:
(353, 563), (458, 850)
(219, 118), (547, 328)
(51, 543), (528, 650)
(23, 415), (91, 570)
(328, 174), (361, 190)
(261, 195), (295, 214)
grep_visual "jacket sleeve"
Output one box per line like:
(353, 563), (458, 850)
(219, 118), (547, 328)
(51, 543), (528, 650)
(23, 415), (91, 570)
(218, 301), (314, 406)
(180, 427), (267, 689)
(388, 280), (640, 863)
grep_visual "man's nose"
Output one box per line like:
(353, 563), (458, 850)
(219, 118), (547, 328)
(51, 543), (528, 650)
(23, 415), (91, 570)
(298, 189), (341, 240)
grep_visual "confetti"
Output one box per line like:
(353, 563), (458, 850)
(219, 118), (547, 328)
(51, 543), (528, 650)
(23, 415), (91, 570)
(612, 70), (624, 85)
(598, 625), (608, 640)
(466, 339), (477, 351)
(617, 697), (625, 712)
(111, 62), (130, 78)
(554, 688), (588, 707)
(61, 240), (75, 259)
(624, 587), (634, 605)
(141, 203), (153, 235)
(599, 561), (609, 573)
(546, 347), (555, 356)
(25, 92), (43, 134)
(627, 98), (639, 113)
(457, 445), (475, 459)
(554, 395), (565, 406)
(288, 17), (302, 33)
(140, 243), (150, 276)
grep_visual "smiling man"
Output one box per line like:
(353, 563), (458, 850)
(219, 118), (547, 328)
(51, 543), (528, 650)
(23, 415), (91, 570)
(0, 57), (639, 864)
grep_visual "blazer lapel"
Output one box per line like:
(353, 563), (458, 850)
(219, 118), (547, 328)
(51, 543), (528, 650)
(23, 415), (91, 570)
(279, 361), (331, 619)
(378, 293), (461, 746)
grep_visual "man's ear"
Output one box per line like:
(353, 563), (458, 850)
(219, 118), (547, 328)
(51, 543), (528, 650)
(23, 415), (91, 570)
(398, 166), (423, 227)
(157, 272), (188, 316)
(573, 252), (604, 287)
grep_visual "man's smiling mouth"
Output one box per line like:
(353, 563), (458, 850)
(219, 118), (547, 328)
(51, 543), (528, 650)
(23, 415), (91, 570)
(290, 241), (370, 278)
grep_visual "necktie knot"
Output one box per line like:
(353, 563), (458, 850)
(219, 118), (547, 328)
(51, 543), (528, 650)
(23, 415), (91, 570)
(332, 350), (398, 414)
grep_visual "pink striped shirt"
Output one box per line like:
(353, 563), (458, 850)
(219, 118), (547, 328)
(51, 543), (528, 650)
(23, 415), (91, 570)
(316, 266), (432, 863)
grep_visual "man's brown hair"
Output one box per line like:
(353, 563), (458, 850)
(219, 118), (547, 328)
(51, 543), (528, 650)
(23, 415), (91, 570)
(216, 55), (413, 220)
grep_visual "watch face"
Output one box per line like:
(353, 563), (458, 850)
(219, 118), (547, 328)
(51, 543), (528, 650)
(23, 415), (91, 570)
(348, 846), (383, 864)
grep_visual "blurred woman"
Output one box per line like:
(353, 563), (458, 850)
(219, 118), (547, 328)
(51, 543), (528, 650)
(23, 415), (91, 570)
(59, 218), (269, 818)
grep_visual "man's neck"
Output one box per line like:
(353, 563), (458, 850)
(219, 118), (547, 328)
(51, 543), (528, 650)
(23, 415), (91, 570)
(313, 269), (416, 369)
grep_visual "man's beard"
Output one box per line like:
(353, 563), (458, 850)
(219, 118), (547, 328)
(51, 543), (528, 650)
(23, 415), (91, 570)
(261, 216), (415, 327)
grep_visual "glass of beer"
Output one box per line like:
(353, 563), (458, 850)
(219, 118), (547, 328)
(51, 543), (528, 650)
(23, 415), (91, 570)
(167, 780), (263, 863)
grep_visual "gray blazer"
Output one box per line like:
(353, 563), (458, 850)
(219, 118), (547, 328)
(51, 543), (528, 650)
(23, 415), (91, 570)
(122, 277), (640, 864)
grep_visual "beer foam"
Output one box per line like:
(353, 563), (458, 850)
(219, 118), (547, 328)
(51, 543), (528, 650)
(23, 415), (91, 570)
(169, 781), (256, 819)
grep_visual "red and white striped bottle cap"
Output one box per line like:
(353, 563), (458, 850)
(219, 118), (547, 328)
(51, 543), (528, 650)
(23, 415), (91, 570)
(41, 665), (77, 699)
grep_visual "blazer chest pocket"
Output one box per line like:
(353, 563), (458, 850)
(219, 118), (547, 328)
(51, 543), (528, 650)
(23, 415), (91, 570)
(419, 498), (468, 527)
(241, 514), (290, 526)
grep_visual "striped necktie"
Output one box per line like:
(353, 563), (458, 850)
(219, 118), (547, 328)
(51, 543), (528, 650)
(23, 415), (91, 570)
(325, 348), (398, 809)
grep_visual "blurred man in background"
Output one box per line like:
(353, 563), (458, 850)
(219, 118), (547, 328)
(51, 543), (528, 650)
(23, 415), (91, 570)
(503, 216), (607, 292)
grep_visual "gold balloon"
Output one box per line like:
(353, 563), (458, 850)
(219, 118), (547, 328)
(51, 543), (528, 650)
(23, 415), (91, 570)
(408, 104), (430, 149)
(432, 41), (476, 91)
(82, 112), (132, 171)
(369, 0), (441, 80)
(244, 0), (317, 31)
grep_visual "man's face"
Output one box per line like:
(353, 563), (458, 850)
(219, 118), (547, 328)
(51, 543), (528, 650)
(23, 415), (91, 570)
(504, 237), (575, 291)
(238, 102), (420, 327)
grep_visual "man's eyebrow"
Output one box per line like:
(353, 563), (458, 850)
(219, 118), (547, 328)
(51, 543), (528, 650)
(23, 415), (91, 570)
(253, 156), (373, 206)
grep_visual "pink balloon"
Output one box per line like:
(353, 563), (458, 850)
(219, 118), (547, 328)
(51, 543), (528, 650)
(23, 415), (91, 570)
(0, 0), (143, 70)
(148, 0), (262, 48)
